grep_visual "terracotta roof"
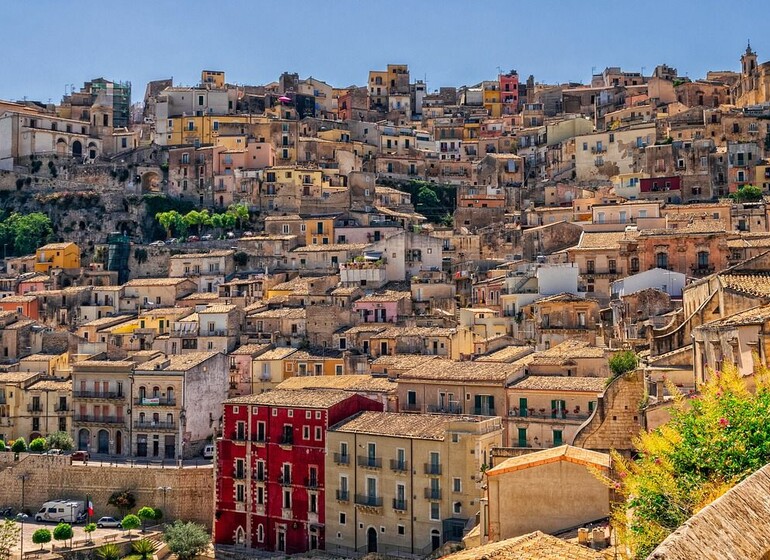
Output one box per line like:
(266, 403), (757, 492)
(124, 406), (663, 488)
(37, 242), (76, 250)
(574, 230), (638, 250)
(331, 411), (450, 440)
(531, 340), (607, 364)
(249, 308), (306, 319)
(140, 307), (192, 318)
(477, 345), (533, 363)
(180, 292), (221, 301)
(330, 286), (360, 296)
(487, 445), (610, 477)
(699, 304), (770, 328)
(371, 354), (438, 369)
(199, 304), (237, 314)
(20, 353), (63, 362)
(640, 219), (727, 235)
(226, 389), (354, 408)
(340, 325), (388, 335)
(169, 250), (234, 259)
(0, 295), (36, 303)
(229, 343), (271, 356)
(374, 326), (457, 338)
(28, 379), (70, 391)
(253, 347), (298, 360)
(81, 315), (135, 328)
(138, 352), (220, 372)
(532, 292), (592, 304)
(510, 375), (606, 393)
(276, 375), (396, 393)
(0, 371), (39, 383)
(719, 273), (770, 297)
(124, 278), (193, 287)
(356, 290), (411, 303)
(292, 243), (368, 253)
(440, 531), (604, 560)
(400, 360), (519, 383)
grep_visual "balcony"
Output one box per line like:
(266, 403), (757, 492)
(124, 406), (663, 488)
(333, 453), (350, 465)
(54, 404), (69, 413)
(27, 405), (43, 414)
(424, 488), (442, 500)
(232, 470), (245, 480)
(305, 477), (319, 489)
(75, 415), (125, 425)
(390, 460), (409, 473)
(357, 456), (382, 469)
(355, 494), (383, 508)
(134, 398), (176, 406)
(230, 431), (248, 442)
(424, 463), (442, 476)
(253, 471), (266, 482)
(393, 499), (408, 511)
(73, 391), (125, 401)
(133, 420), (176, 431)
(251, 435), (266, 445)
(279, 433), (294, 446)
(336, 490), (350, 502)
(278, 474), (292, 486)
(690, 264), (715, 277)
(426, 403), (463, 414)
(400, 403), (421, 412)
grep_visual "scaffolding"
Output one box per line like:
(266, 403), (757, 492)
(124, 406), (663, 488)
(106, 232), (130, 284)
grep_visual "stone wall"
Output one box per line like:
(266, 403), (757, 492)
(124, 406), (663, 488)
(0, 453), (214, 528)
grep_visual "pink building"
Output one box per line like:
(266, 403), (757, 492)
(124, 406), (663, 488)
(352, 291), (411, 323)
(499, 72), (519, 115)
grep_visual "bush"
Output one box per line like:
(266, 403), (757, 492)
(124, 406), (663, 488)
(132, 538), (157, 560)
(45, 431), (74, 451)
(730, 184), (764, 203)
(0, 441), (6, 452)
(136, 507), (156, 532)
(53, 522), (73, 548)
(163, 520), (210, 560)
(28, 438), (47, 453)
(96, 543), (121, 560)
(11, 438), (26, 452)
(32, 528), (51, 550)
(83, 523), (96, 543)
(609, 350), (638, 378)
(609, 363), (770, 558)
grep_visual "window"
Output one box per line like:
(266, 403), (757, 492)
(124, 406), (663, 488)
(303, 426), (310, 440)
(697, 251), (709, 269)
(553, 430), (563, 446)
(236, 484), (245, 502)
(586, 260), (595, 274)
(257, 524), (264, 543)
(398, 525), (405, 535)
(608, 259), (617, 274)
(309, 493), (318, 513)
(283, 489), (292, 508)
(453, 477), (461, 493)
(430, 502), (440, 520)
(453, 502), (462, 514)
(656, 252), (668, 269)
(335, 364), (343, 375)
(630, 257), (639, 273)
(339, 512), (346, 525)
(315, 426), (322, 440)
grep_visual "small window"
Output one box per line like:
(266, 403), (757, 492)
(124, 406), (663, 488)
(339, 512), (346, 525)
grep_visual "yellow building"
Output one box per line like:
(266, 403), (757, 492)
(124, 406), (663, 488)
(0, 371), (71, 443)
(304, 216), (336, 245)
(201, 70), (225, 88)
(282, 348), (345, 377)
(326, 412), (503, 556)
(34, 242), (80, 273)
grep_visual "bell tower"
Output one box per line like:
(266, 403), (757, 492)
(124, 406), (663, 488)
(742, 40), (757, 76)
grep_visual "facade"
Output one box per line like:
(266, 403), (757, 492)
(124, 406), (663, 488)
(214, 390), (382, 553)
(325, 412), (503, 556)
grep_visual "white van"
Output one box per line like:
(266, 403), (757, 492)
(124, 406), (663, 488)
(202, 444), (214, 459)
(35, 500), (85, 523)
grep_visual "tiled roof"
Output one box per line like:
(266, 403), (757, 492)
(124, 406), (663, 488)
(292, 243), (368, 253)
(641, 219), (727, 235)
(248, 308), (306, 319)
(374, 326), (457, 338)
(340, 325), (388, 335)
(20, 353), (62, 362)
(37, 242), (76, 250)
(400, 360), (518, 383)
(330, 286), (360, 296)
(574, 231), (638, 250)
(169, 250), (234, 259)
(253, 347), (298, 360)
(0, 295), (36, 303)
(331, 412), (450, 440)
(140, 307), (192, 318)
(0, 371), (39, 383)
(356, 290), (411, 303)
(719, 273), (770, 297)
(199, 304), (237, 314)
(487, 445), (610, 477)
(226, 389), (353, 408)
(700, 304), (770, 328)
(440, 531), (604, 560)
(371, 354), (438, 369)
(477, 345), (533, 363)
(531, 340), (606, 364)
(510, 375), (606, 393)
(124, 278), (193, 287)
(180, 292), (221, 301)
(229, 343), (271, 356)
(28, 379), (70, 391)
(80, 315), (135, 327)
(138, 352), (219, 372)
(532, 292), (591, 304)
(276, 375), (396, 393)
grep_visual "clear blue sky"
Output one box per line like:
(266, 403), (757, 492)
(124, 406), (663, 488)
(1, 0), (767, 103)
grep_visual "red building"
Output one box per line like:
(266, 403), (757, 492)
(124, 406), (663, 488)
(499, 72), (520, 115)
(639, 176), (682, 193)
(214, 389), (382, 554)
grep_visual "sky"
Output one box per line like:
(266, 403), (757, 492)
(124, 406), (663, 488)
(1, 0), (768, 103)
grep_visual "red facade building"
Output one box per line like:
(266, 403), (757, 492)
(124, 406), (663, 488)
(214, 389), (382, 554)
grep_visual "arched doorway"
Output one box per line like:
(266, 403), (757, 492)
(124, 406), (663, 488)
(72, 140), (83, 158)
(29, 432), (42, 441)
(431, 529), (441, 551)
(78, 428), (90, 450)
(56, 138), (68, 156)
(235, 526), (245, 546)
(87, 142), (97, 160)
(97, 429), (109, 454)
(367, 527), (377, 553)
(115, 431), (123, 455)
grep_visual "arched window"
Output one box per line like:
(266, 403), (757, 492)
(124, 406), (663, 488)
(153, 386), (160, 398)
(166, 413), (173, 425)
(139, 386), (146, 399)
(257, 524), (264, 543)
(139, 412), (146, 423)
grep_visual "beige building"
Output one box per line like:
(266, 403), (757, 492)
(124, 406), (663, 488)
(0, 370), (70, 443)
(119, 278), (197, 312)
(481, 446), (611, 543)
(325, 412), (503, 556)
(168, 250), (236, 293)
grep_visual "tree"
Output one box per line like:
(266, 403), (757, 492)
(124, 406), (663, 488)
(137, 507), (156, 533)
(11, 438), (26, 453)
(121, 514), (141, 537)
(227, 203), (249, 230)
(53, 522), (73, 549)
(45, 431), (74, 451)
(163, 520), (211, 560)
(152, 508), (163, 522)
(28, 437), (47, 452)
(132, 538), (157, 560)
(731, 184), (764, 203)
(83, 523), (96, 543)
(0, 519), (19, 560)
(0, 212), (53, 257)
(107, 490), (136, 517)
(96, 543), (121, 560)
(156, 210), (180, 239)
(608, 363), (770, 558)
(32, 528), (52, 550)
(0, 441), (6, 452)
(609, 350), (638, 378)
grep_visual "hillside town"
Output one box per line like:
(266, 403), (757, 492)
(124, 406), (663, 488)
(3, 42), (770, 560)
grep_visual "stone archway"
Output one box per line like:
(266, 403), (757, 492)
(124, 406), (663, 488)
(72, 140), (83, 158)
(87, 142), (98, 160)
(78, 428), (90, 450)
(141, 171), (161, 193)
(56, 138), (68, 156)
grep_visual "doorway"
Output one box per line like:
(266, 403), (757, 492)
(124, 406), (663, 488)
(115, 431), (122, 455)
(367, 527), (377, 553)
(97, 430), (109, 454)
(78, 429), (90, 451)
(431, 529), (441, 551)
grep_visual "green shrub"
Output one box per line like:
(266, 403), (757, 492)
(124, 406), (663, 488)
(11, 438), (26, 452)
(32, 528), (51, 549)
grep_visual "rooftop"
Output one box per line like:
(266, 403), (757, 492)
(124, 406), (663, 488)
(574, 230), (639, 250)
(169, 250), (235, 259)
(510, 375), (606, 393)
(226, 389), (354, 408)
(531, 340), (607, 364)
(719, 273), (770, 297)
(477, 345), (533, 363)
(440, 531), (604, 560)
(487, 445), (611, 477)
(248, 308), (306, 319)
(400, 360), (519, 383)
(276, 375), (396, 393)
(356, 290), (411, 303)
(124, 278), (194, 287)
(331, 411), (452, 440)
(138, 352), (220, 372)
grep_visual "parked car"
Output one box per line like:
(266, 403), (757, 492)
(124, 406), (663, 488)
(242, 231), (254, 237)
(187, 235), (200, 242)
(200, 234), (213, 241)
(149, 240), (165, 247)
(96, 516), (121, 528)
(226, 231), (236, 239)
(70, 450), (89, 462)
(202, 444), (214, 459)
(44, 449), (63, 455)
(165, 238), (178, 245)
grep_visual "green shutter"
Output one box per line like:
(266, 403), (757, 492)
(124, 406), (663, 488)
(517, 428), (527, 448)
(553, 430), (563, 446)
(519, 398), (527, 417)
(488, 396), (495, 415)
